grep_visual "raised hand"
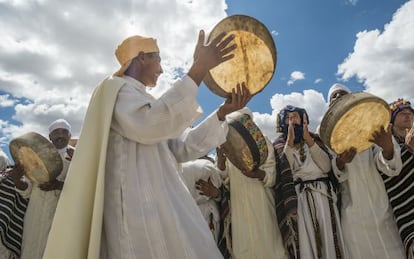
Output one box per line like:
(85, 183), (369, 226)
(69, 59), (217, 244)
(286, 117), (295, 147)
(405, 124), (414, 151)
(369, 124), (394, 160)
(216, 82), (252, 121)
(188, 30), (236, 85)
(302, 113), (314, 146)
(336, 147), (357, 170)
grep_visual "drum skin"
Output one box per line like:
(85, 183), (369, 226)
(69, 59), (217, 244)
(222, 113), (268, 172)
(203, 15), (277, 97)
(319, 92), (390, 154)
(9, 132), (63, 184)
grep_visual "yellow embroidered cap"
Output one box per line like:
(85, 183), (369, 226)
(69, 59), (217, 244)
(113, 35), (159, 76)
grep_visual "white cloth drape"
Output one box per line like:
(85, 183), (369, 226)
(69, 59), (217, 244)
(180, 159), (222, 242)
(332, 139), (405, 259)
(220, 137), (287, 259)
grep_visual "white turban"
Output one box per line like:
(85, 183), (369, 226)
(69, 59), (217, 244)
(48, 119), (72, 134)
(328, 83), (351, 101)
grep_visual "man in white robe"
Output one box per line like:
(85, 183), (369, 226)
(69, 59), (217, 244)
(327, 84), (405, 259)
(11, 119), (74, 259)
(44, 32), (251, 259)
(216, 107), (287, 259)
(180, 157), (223, 242)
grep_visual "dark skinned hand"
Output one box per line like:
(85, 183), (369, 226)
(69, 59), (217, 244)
(336, 147), (357, 171)
(39, 178), (64, 191)
(195, 177), (220, 199)
(241, 168), (265, 181)
(369, 124), (394, 160)
(216, 82), (252, 121)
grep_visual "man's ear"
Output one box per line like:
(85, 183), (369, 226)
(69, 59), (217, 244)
(136, 52), (145, 62)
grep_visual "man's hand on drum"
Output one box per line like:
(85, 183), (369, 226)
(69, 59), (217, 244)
(336, 148), (357, 171)
(216, 82), (252, 121)
(39, 178), (64, 191)
(188, 30), (236, 85)
(369, 124), (394, 160)
(195, 177), (220, 199)
(241, 168), (265, 181)
(9, 164), (28, 190)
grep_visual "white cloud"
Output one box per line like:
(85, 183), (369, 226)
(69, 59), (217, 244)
(314, 78), (323, 84)
(337, 0), (414, 104)
(0, 0), (228, 143)
(287, 71), (305, 86)
(0, 95), (16, 107)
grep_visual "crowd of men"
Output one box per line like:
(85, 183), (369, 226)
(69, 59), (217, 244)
(0, 29), (413, 259)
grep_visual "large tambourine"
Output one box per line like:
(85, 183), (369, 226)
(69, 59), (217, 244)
(319, 92), (390, 154)
(9, 132), (63, 184)
(203, 15), (277, 97)
(221, 113), (269, 172)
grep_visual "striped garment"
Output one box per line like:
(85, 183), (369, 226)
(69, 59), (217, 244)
(0, 176), (29, 258)
(273, 137), (300, 259)
(381, 135), (414, 259)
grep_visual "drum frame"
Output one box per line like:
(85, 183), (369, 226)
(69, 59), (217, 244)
(203, 14), (277, 97)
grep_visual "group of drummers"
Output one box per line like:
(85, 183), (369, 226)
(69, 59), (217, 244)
(0, 15), (413, 259)
(180, 85), (414, 259)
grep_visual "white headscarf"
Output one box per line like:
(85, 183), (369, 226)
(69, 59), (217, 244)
(328, 83), (351, 101)
(48, 119), (72, 134)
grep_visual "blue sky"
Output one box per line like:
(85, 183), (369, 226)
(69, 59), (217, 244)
(0, 0), (413, 160)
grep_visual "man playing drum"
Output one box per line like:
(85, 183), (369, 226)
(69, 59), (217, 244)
(10, 119), (74, 259)
(216, 107), (287, 259)
(43, 31), (251, 259)
(326, 84), (405, 259)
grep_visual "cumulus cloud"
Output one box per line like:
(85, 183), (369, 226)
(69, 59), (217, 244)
(0, 0), (228, 143)
(337, 0), (414, 103)
(287, 71), (305, 86)
(0, 95), (16, 107)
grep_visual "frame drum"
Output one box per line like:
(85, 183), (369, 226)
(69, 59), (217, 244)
(319, 92), (390, 154)
(9, 132), (63, 184)
(222, 113), (268, 172)
(203, 15), (277, 97)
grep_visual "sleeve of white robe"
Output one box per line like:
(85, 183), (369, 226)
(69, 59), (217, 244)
(169, 111), (228, 163)
(309, 144), (332, 173)
(111, 75), (202, 144)
(331, 155), (349, 182)
(374, 136), (402, 176)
